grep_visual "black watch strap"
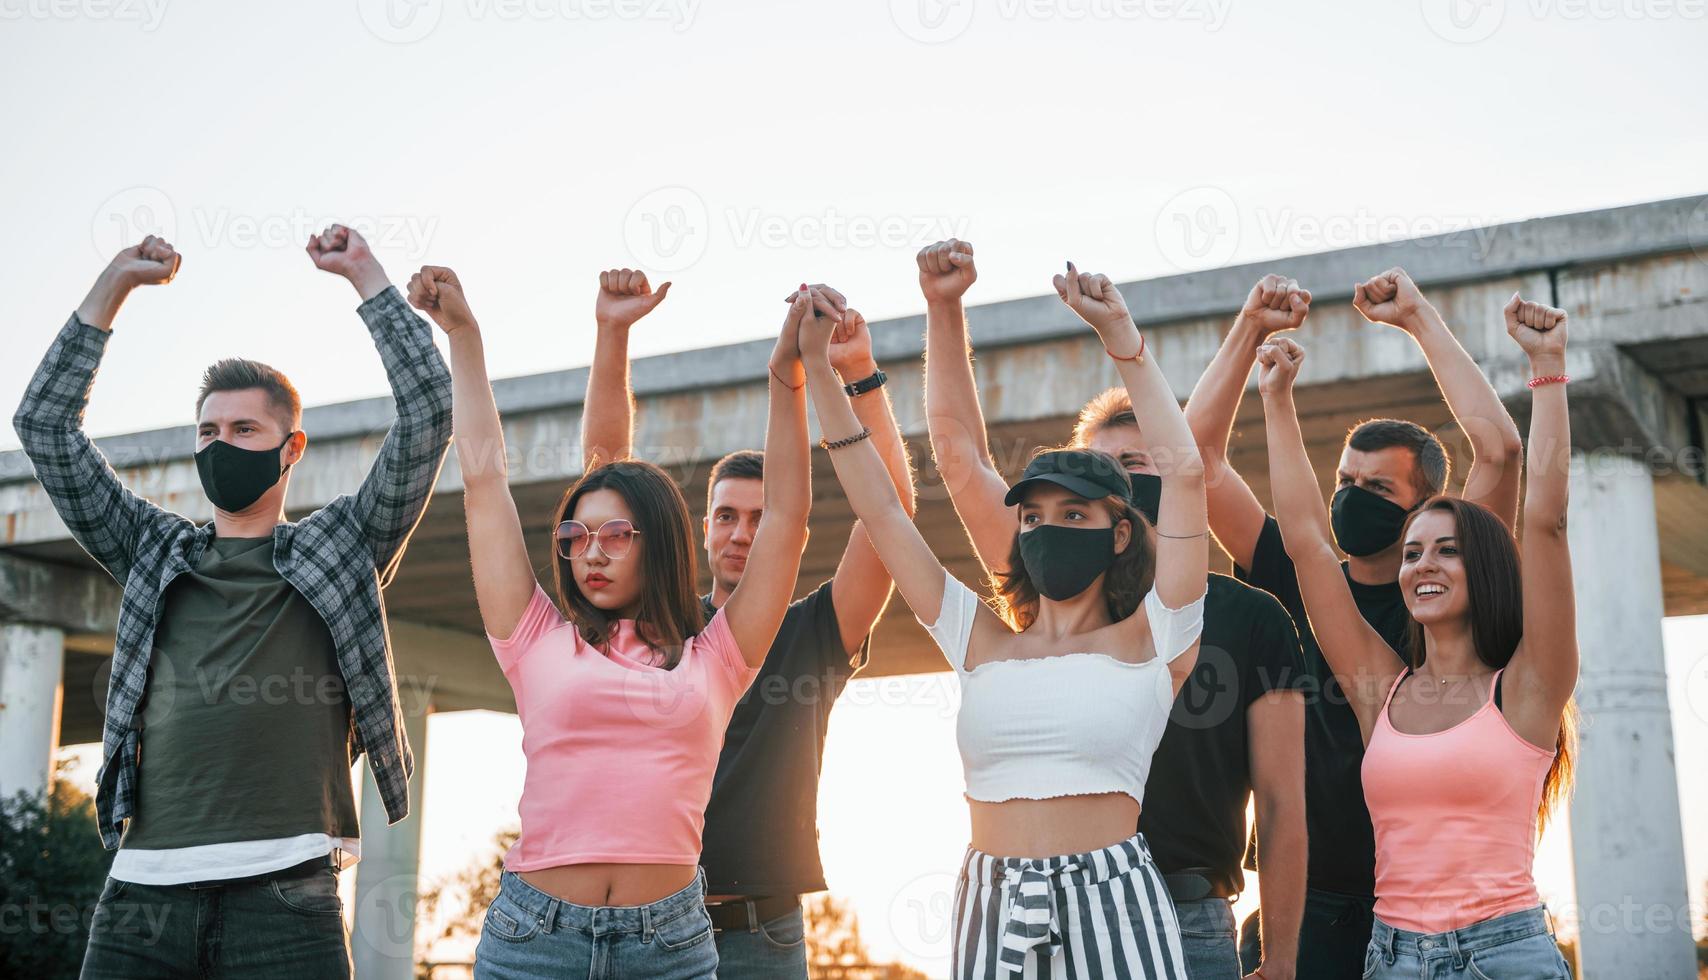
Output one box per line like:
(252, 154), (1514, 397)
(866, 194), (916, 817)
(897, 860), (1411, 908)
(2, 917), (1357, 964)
(844, 369), (888, 396)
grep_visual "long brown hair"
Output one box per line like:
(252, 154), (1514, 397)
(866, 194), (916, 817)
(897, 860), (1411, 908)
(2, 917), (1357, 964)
(1400, 496), (1578, 831)
(551, 460), (705, 668)
(993, 450), (1156, 631)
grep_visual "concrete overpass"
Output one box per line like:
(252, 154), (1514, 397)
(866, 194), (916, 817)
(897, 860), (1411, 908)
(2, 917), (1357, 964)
(3, 195), (1705, 977)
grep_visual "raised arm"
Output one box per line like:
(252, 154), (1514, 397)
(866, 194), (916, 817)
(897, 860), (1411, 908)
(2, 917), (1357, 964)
(406, 266), (537, 639)
(1353, 268), (1523, 529)
(1255, 337), (1403, 738)
(11, 237), (183, 584)
(918, 239), (1015, 573)
(1053, 264), (1206, 610)
(1500, 295), (1578, 743)
(308, 225), (454, 585)
(581, 269), (671, 470)
(720, 288), (814, 667)
(1184, 275), (1310, 571)
(821, 304), (918, 660)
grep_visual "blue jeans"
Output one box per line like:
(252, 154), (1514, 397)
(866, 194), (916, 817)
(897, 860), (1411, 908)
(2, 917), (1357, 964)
(1364, 906), (1568, 979)
(712, 904), (808, 979)
(1175, 897), (1240, 980)
(473, 869), (717, 980)
(79, 869), (351, 979)
(1240, 887), (1375, 979)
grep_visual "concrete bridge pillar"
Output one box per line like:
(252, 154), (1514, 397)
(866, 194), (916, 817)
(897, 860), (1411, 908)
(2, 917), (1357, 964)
(353, 695), (432, 979)
(1565, 452), (1695, 979)
(0, 622), (64, 800)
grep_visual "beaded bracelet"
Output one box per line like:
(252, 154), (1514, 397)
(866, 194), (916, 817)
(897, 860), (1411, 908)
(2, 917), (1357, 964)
(1527, 374), (1569, 389)
(819, 426), (873, 451)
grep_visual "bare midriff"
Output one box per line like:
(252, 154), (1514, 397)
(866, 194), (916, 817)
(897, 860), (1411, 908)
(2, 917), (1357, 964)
(519, 863), (698, 907)
(969, 792), (1141, 859)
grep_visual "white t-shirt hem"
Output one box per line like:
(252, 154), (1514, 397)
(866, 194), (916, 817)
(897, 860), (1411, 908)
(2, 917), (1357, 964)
(110, 834), (361, 885)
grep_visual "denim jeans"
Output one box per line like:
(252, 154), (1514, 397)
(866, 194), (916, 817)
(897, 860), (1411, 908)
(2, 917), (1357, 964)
(473, 869), (718, 980)
(1364, 906), (1569, 979)
(1174, 897), (1240, 980)
(1240, 887), (1375, 979)
(711, 904), (808, 979)
(78, 869), (350, 979)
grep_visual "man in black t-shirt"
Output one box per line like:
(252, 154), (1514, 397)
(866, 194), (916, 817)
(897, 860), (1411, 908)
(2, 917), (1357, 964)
(918, 238), (1310, 980)
(1185, 270), (1523, 979)
(581, 273), (915, 979)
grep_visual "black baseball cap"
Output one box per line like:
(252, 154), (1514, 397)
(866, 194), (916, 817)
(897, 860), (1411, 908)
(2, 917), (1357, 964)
(1003, 449), (1133, 506)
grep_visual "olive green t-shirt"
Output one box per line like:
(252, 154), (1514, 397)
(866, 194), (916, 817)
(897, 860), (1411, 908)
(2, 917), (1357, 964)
(123, 535), (360, 849)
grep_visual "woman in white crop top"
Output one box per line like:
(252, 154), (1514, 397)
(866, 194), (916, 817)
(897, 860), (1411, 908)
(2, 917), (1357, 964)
(798, 264), (1208, 979)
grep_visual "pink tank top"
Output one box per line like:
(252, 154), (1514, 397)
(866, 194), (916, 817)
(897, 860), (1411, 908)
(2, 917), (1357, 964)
(1360, 668), (1555, 933)
(487, 584), (759, 870)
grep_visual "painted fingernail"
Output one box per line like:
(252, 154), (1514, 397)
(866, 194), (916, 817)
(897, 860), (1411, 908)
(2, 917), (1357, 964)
(800, 283), (809, 292)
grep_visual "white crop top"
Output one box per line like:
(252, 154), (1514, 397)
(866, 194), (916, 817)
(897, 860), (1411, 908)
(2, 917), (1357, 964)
(920, 570), (1205, 806)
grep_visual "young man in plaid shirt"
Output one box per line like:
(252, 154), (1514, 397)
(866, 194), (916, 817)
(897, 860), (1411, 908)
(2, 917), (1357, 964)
(12, 226), (453, 979)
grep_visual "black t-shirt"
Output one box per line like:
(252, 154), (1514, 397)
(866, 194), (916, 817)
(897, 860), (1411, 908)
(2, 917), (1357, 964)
(1138, 572), (1306, 890)
(699, 580), (868, 896)
(1235, 515), (1411, 897)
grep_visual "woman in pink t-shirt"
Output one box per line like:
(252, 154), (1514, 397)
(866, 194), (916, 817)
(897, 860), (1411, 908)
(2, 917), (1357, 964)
(408, 268), (821, 980)
(1256, 289), (1579, 980)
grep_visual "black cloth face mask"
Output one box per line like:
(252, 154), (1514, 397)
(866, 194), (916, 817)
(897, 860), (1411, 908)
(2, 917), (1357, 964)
(1330, 484), (1410, 557)
(196, 434), (294, 513)
(1018, 524), (1117, 601)
(1128, 472), (1162, 527)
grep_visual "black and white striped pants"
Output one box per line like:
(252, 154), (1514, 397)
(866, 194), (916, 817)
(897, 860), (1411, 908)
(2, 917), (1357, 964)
(951, 833), (1188, 979)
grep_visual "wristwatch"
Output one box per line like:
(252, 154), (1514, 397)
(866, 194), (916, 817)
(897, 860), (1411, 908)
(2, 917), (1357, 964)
(843, 369), (887, 397)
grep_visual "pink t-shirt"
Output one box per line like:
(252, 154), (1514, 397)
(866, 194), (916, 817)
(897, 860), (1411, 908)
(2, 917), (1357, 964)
(487, 583), (759, 870)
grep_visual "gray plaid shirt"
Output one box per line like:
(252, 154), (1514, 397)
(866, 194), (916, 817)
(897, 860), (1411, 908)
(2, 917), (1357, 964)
(11, 286), (453, 849)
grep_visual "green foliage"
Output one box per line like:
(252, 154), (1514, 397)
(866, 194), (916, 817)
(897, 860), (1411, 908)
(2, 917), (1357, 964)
(0, 768), (114, 980)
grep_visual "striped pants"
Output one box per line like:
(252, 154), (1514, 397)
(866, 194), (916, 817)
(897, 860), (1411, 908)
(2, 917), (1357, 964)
(951, 833), (1187, 979)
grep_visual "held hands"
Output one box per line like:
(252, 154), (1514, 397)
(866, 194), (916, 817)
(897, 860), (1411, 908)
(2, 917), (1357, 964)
(596, 268), (671, 330)
(917, 238), (977, 304)
(406, 266), (477, 334)
(1238, 274), (1311, 338)
(826, 308), (874, 380)
(1504, 293), (1568, 365)
(1352, 267), (1432, 332)
(1256, 336), (1305, 398)
(1053, 262), (1141, 352)
(106, 235), (182, 288)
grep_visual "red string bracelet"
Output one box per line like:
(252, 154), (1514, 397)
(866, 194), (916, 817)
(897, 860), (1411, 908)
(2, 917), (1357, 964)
(1105, 332), (1146, 363)
(1527, 374), (1569, 389)
(770, 366), (803, 391)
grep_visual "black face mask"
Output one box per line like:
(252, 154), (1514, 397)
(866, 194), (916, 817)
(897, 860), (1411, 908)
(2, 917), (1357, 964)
(1128, 472), (1162, 527)
(1331, 484), (1410, 557)
(196, 434), (294, 513)
(1018, 524), (1117, 601)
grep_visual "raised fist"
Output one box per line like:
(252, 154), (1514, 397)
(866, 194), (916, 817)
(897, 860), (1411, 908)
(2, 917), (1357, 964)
(407, 265), (476, 334)
(1503, 293), (1567, 360)
(1256, 336), (1305, 397)
(1053, 262), (1136, 345)
(1238, 273), (1310, 338)
(1352, 267), (1430, 331)
(306, 224), (377, 279)
(596, 269), (671, 330)
(917, 239), (977, 304)
(109, 235), (181, 287)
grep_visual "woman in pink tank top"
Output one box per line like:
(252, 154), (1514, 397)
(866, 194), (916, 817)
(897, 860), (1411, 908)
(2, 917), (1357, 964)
(1253, 294), (1580, 979)
(410, 268), (822, 980)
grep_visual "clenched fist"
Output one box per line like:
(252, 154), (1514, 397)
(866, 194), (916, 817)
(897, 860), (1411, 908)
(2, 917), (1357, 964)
(108, 235), (182, 287)
(1256, 336), (1305, 398)
(596, 268), (671, 331)
(917, 239), (977, 304)
(1053, 262), (1139, 351)
(1503, 293), (1567, 361)
(407, 265), (477, 335)
(1352, 267), (1432, 332)
(1238, 274), (1310, 338)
